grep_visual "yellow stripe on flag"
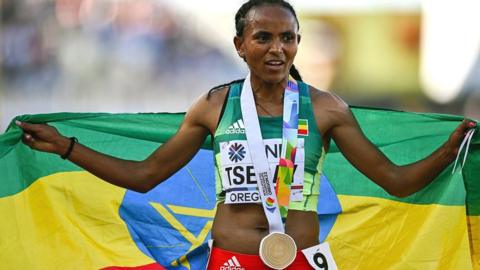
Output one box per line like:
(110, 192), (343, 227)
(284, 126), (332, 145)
(468, 216), (480, 270)
(327, 195), (473, 270)
(0, 172), (154, 269)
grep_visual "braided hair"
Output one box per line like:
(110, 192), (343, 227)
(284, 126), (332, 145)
(208, 0), (302, 97)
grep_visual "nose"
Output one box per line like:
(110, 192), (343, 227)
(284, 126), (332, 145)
(269, 38), (283, 55)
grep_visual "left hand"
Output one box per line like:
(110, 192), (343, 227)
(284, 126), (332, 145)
(444, 119), (477, 159)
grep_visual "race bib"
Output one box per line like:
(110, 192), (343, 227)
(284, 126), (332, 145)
(302, 242), (338, 270)
(219, 138), (305, 204)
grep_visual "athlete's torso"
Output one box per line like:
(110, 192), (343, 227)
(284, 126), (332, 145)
(210, 81), (325, 254)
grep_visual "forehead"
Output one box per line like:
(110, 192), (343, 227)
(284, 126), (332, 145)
(244, 4), (298, 32)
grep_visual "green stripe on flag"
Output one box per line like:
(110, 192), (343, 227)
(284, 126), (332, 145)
(0, 112), (212, 198)
(325, 106), (478, 207)
(1, 108), (478, 210)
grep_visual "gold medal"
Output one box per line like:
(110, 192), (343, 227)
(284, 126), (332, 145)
(259, 232), (297, 269)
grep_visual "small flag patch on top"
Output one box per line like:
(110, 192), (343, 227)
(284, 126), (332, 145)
(298, 119), (308, 136)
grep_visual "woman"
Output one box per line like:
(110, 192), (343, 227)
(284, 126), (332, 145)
(16, 0), (476, 269)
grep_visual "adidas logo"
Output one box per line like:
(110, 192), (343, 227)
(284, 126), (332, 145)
(225, 119), (245, 134)
(220, 256), (245, 270)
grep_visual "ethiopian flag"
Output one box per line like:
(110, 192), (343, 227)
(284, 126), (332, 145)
(0, 108), (479, 269)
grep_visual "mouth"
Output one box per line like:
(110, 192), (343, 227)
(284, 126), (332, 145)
(265, 60), (285, 66)
(264, 60), (285, 70)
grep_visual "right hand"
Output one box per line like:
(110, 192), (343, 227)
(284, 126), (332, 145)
(16, 121), (69, 155)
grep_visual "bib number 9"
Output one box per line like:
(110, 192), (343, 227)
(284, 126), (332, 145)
(301, 242), (338, 270)
(313, 252), (328, 270)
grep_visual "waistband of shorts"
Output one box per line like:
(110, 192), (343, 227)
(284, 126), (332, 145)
(208, 246), (311, 269)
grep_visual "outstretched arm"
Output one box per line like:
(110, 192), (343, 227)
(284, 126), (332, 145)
(16, 95), (216, 193)
(315, 92), (476, 198)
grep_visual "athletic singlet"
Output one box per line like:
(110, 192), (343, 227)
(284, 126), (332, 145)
(213, 81), (326, 216)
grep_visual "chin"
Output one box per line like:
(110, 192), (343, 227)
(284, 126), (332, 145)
(260, 73), (289, 84)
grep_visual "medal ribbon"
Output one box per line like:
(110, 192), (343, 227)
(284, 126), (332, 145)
(240, 73), (299, 233)
(276, 80), (299, 217)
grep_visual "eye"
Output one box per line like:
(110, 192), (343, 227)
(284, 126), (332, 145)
(254, 32), (271, 43)
(282, 33), (295, 42)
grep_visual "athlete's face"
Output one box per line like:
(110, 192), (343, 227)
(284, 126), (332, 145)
(234, 5), (300, 85)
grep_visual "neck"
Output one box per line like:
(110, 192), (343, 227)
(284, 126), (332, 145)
(250, 75), (288, 103)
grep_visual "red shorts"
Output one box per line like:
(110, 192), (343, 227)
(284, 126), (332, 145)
(206, 246), (313, 270)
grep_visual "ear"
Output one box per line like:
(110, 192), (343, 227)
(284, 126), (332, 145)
(233, 36), (245, 58)
(297, 34), (302, 44)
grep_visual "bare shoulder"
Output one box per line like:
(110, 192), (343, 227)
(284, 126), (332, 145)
(204, 85), (230, 108)
(308, 85), (352, 129)
(185, 85), (230, 135)
(308, 85), (349, 113)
